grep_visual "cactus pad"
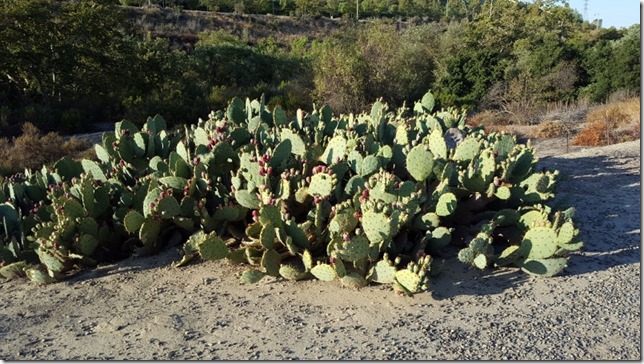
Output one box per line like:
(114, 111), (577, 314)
(361, 211), (391, 245)
(435, 192), (457, 217)
(406, 145), (434, 182)
(197, 234), (229, 261)
(341, 272), (368, 289)
(395, 269), (421, 293)
(240, 269), (265, 284)
(279, 264), (308, 281)
(337, 235), (370, 261)
(367, 259), (396, 284)
(522, 226), (558, 259)
(310, 263), (337, 282)
(309, 173), (336, 198)
(521, 257), (568, 278)
(453, 137), (480, 161)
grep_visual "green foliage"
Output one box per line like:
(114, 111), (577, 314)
(0, 92), (583, 296)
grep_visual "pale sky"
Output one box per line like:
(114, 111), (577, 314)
(566, 0), (640, 29)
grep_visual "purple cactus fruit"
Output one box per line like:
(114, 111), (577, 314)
(259, 168), (266, 177)
(159, 191), (166, 199)
(119, 160), (125, 168)
(258, 159), (265, 167)
(493, 151), (499, 158)
(353, 211), (361, 219)
(362, 189), (370, 198)
(262, 154), (270, 163)
(266, 167), (273, 175)
(193, 157), (200, 165)
(251, 210), (259, 218)
(329, 256), (336, 264)
(313, 196), (321, 204)
(199, 201), (204, 210)
(342, 233), (350, 242)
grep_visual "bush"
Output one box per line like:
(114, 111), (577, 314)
(572, 97), (640, 146)
(0, 122), (92, 176)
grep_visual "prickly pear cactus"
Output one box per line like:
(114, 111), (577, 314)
(0, 91), (582, 296)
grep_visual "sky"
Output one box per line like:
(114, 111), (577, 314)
(565, 0), (640, 29)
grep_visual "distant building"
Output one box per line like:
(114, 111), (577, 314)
(592, 18), (603, 28)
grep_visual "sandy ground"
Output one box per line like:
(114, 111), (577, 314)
(0, 138), (640, 360)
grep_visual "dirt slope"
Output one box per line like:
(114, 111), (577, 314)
(0, 140), (640, 360)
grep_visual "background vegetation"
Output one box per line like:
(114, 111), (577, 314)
(0, 0), (640, 136)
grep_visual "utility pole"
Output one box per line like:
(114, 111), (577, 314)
(356, 0), (359, 20)
(583, 0), (588, 21)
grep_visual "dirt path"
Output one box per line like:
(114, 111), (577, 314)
(0, 140), (640, 360)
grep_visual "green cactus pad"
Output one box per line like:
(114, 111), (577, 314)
(139, 218), (162, 248)
(259, 204), (283, 228)
(367, 259), (396, 284)
(261, 249), (281, 276)
(197, 234), (228, 260)
(235, 189), (260, 209)
(453, 137), (480, 161)
(320, 136), (347, 165)
(341, 272), (368, 289)
(284, 220), (310, 249)
(557, 222), (576, 246)
(522, 226), (558, 259)
(344, 175), (365, 196)
(159, 176), (188, 190)
(329, 211), (359, 235)
(270, 141), (293, 169)
(495, 245), (523, 267)
(310, 263), (337, 282)
(333, 258), (346, 278)
(430, 226), (451, 248)
(337, 235), (370, 261)
(406, 145), (434, 182)
(519, 210), (549, 230)
(495, 186), (512, 200)
(260, 222), (276, 249)
(280, 129), (306, 156)
(76, 234), (99, 256)
(81, 159), (107, 183)
(0, 261), (28, 279)
(395, 269), (421, 293)
(302, 249), (314, 271)
(25, 266), (57, 284)
(435, 192), (457, 217)
(521, 257), (568, 278)
(361, 211), (391, 245)
(157, 196), (181, 219)
(414, 212), (441, 230)
(273, 106), (288, 127)
(143, 188), (161, 218)
(240, 269), (265, 284)
(36, 248), (66, 275)
(473, 254), (488, 269)
(361, 155), (380, 177)
(457, 247), (475, 264)
(428, 129), (448, 159)
(309, 173), (335, 198)
(279, 264), (308, 280)
(493, 134), (516, 159)
(62, 199), (85, 219)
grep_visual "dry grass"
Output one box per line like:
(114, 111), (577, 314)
(531, 120), (572, 139)
(0, 123), (94, 176)
(572, 97), (641, 146)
